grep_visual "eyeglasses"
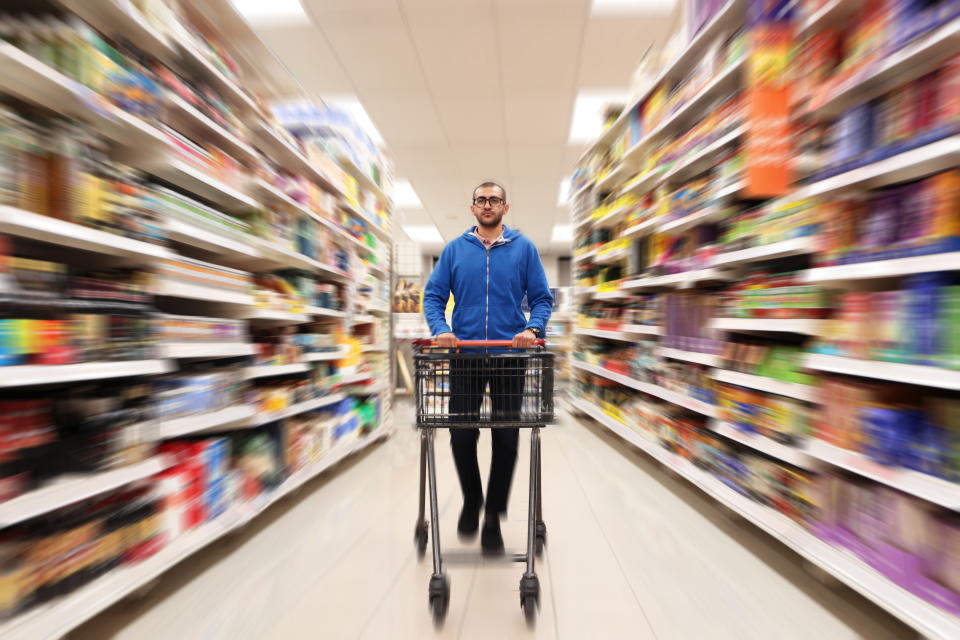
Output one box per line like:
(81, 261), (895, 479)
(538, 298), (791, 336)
(473, 196), (505, 207)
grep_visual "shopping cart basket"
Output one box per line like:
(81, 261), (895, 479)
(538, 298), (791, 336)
(412, 339), (555, 624)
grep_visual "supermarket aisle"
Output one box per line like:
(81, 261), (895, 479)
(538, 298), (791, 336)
(75, 400), (911, 639)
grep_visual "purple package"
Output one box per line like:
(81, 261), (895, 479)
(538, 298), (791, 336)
(898, 180), (937, 250)
(861, 191), (900, 253)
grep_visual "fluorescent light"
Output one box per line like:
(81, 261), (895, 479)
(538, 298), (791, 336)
(591, 0), (677, 16)
(557, 178), (572, 207)
(393, 179), (423, 208)
(230, 0), (310, 25)
(551, 224), (573, 243)
(322, 95), (384, 145)
(403, 225), (444, 244)
(568, 89), (629, 144)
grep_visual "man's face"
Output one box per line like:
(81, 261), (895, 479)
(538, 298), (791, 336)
(470, 185), (509, 229)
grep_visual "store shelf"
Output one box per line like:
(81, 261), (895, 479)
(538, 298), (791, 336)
(807, 439), (960, 511)
(575, 396), (960, 640)
(0, 207), (173, 262)
(658, 206), (726, 235)
(363, 262), (387, 279)
(362, 344), (389, 352)
(306, 306), (347, 319)
(156, 342), (257, 359)
(711, 237), (815, 267)
(365, 301), (391, 315)
(662, 126), (746, 186)
(710, 421), (813, 469)
(244, 309), (311, 325)
(0, 457), (171, 529)
(252, 179), (322, 222)
(165, 92), (259, 163)
(176, 38), (259, 115)
(158, 405), (256, 439)
(0, 428), (387, 640)
(575, 327), (660, 341)
(152, 278), (256, 307)
(0, 360), (172, 389)
(621, 57), (747, 166)
(712, 370), (819, 402)
(571, 361), (716, 417)
(799, 0), (861, 36)
(810, 19), (960, 120)
(352, 314), (377, 325)
(804, 354), (960, 390)
(622, 217), (660, 239)
(338, 157), (391, 204)
(802, 135), (960, 198)
(623, 268), (728, 291)
(150, 160), (259, 212)
(339, 372), (375, 385)
(253, 241), (348, 280)
(59, 0), (176, 63)
(305, 350), (348, 362)
(248, 393), (345, 426)
(594, 289), (630, 300)
(594, 247), (629, 265)
(244, 363), (311, 379)
(805, 252), (960, 284)
(581, 0), (745, 158)
(248, 121), (344, 196)
(658, 347), (720, 367)
(164, 217), (262, 264)
(711, 318), (824, 335)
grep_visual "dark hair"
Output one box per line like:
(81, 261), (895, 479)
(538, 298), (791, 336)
(472, 181), (507, 203)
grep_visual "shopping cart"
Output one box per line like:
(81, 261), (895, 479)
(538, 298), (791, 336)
(412, 339), (555, 624)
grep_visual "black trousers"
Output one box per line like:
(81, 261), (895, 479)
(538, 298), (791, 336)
(448, 357), (525, 515)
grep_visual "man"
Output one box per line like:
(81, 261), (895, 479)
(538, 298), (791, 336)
(423, 181), (553, 554)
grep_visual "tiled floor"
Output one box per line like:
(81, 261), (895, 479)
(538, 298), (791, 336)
(74, 399), (913, 639)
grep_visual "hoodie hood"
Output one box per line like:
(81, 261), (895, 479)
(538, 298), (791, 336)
(461, 224), (520, 246)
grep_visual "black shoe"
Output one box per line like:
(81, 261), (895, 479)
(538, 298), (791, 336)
(481, 515), (505, 556)
(458, 501), (482, 539)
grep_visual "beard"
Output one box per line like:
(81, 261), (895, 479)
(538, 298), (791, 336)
(474, 210), (504, 228)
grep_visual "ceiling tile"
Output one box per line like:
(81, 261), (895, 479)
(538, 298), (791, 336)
(403, 16), (498, 98)
(577, 16), (670, 88)
(496, 9), (585, 92)
(433, 97), (505, 145)
(323, 26), (428, 92)
(356, 92), (447, 145)
(254, 26), (354, 95)
(504, 93), (572, 144)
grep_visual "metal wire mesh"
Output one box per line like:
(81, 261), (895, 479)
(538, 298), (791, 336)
(414, 347), (555, 428)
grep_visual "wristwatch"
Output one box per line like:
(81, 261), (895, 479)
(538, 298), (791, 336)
(526, 327), (541, 338)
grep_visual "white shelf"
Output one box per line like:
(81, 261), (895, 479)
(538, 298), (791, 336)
(658, 347), (720, 367)
(245, 309), (311, 325)
(711, 318), (824, 335)
(711, 421), (813, 468)
(622, 217), (660, 239)
(164, 217), (262, 264)
(338, 156), (391, 204)
(594, 247), (629, 265)
(363, 262), (387, 279)
(658, 206), (726, 235)
(661, 126), (746, 186)
(339, 371), (376, 385)
(249, 393), (345, 426)
(799, 0), (860, 36)
(306, 306), (347, 319)
(150, 160), (259, 212)
(0, 457), (170, 528)
(0, 429), (387, 640)
(804, 252), (960, 285)
(574, 396), (960, 640)
(158, 405), (256, 438)
(575, 327), (659, 341)
(244, 363), (311, 379)
(176, 38), (259, 115)
(807, 439), (960, 511)
(156, 342), (256, 359)
(362, 344), (389, 352)
(711, 237), (815, 267)
(165, 92), (259, 163)
(365, 302), (391, 315)
(801, 135), (960, 198)
(0, 360), (172, 389)
(0, 207), (173, 262)
(305, 350), (348, 361)
(712, 369), (819, 402)
(804, 354), (960, 390)
(152, 278), (255, 307)
(622, 268), (728, 291)
(253, 241), (348, 280)
(352, 314), (377, 325)
(594, 289), (630, 300)
(571, 361), (716, 417)
(249, 120), (344, 196)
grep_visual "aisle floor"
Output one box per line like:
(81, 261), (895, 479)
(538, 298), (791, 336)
(75, 399), (913, 639)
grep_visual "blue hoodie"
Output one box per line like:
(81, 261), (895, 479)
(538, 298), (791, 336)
(423, 225), (553, 341)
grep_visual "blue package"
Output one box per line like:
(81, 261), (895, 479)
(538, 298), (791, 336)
(862, 407), (905, 467)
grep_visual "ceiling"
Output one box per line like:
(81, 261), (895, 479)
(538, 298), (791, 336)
(244, 0), (678, 254)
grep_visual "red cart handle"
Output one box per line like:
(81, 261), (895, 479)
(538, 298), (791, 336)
(413, 339), (546, 347)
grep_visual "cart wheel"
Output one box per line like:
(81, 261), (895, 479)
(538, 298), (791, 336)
(521, 594), (538, 624)
(414, 524), (428, 558)
(429, 575), (450, 626)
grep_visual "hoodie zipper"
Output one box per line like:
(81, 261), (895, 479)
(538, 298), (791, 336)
(484, 246), (490, 342)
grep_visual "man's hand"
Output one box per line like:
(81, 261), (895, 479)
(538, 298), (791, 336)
(436, 332), (459, 348)
(512, 329), (537, 349)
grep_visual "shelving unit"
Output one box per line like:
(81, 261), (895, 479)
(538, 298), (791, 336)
(568, 3), (960, 633)
(0, 0), (396, 633)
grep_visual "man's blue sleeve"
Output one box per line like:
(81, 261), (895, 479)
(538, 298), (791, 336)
(524, 242), (553, 334)
(423, 246), (453, 336)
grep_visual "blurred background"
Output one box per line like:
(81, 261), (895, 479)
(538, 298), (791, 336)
(1, 0), (960, 638)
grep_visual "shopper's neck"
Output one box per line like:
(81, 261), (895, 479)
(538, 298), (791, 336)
(475, 224), (503, 243)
